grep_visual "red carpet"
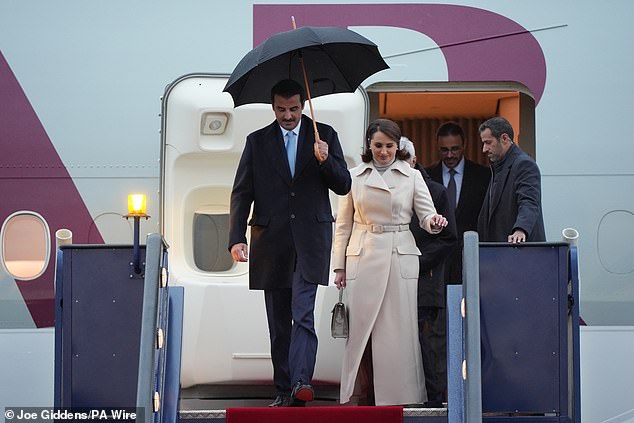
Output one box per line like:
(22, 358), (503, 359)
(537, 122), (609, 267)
(226, 406), (403, 423)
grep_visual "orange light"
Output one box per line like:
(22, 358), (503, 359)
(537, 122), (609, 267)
(127, 194), (147, 216)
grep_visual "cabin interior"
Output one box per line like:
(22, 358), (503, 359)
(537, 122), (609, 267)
(369, 84), (535, 167)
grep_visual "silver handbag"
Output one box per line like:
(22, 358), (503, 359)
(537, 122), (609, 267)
(331, 288), (349, 339)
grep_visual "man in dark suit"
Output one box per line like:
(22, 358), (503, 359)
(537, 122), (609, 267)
(478, 117), (545, 243)
(426, 122), (490, 283)
(228, 79), (351, 407)
(401, 137), (457, 407)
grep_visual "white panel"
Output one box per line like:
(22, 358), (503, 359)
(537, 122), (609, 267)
(0, 329), (54, 416)
(581, 326), (634, 423)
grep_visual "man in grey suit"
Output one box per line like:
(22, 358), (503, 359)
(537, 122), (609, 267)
(229, 79), (351, 406)
(477, 117), (545, 243)
(426, 122), (490, 283)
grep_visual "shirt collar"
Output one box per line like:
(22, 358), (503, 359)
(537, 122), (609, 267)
(280, 119), (302, 138)
(442, 157), (465, 175)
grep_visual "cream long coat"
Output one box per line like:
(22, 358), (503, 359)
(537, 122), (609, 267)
(333, 159), (440, 405)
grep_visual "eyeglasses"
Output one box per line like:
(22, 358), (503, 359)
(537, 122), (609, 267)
(439, 146), (463, 155)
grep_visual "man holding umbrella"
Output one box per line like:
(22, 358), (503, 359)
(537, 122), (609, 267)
(229, 79), (351, 406)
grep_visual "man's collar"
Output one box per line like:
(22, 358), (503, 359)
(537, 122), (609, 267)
(279, 119), (302, 137)
(493, 143), (518, 170)
(442, 157), (465, 174)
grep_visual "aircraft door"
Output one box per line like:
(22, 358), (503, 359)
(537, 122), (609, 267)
(160, 74), (367, 387)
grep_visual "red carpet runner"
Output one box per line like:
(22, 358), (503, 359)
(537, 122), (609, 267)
(226, 406), (403, 423)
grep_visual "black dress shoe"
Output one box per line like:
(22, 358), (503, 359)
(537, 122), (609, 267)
(268, 395), (291, 407)
(291, 381), (314, 402)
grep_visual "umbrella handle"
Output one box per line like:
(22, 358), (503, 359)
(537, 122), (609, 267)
(299, 57), (321, 141)
(292, 16), (320, 141)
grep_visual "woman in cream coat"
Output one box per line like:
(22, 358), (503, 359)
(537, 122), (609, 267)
(333, 119), (448, 406)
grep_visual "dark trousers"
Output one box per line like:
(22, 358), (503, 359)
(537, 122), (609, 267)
(264, 270), (318, 395)
(418, 306), (447, 402)
(445, 243), (463, 285)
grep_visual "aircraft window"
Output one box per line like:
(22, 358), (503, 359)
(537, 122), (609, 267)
(1, 211), (51, 280)
(193, 212), (233, 272)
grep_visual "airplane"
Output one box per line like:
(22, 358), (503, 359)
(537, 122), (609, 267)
(1, 2), (633, 422)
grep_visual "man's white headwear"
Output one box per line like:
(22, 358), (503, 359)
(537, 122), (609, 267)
(399, 136), (416, 158)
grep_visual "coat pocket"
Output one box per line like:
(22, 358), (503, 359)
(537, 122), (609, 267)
(345, 246), (363, 280)
(396, 244), (421, 279)
(316, 213), (335, 223)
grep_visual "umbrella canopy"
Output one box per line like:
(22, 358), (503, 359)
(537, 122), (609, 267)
(224, 26), (389, 107)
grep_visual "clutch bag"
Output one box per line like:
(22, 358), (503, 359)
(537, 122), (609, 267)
(331, 288), (349, 339)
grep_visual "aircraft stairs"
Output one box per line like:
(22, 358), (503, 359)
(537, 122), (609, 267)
(53, 233), (580, 423)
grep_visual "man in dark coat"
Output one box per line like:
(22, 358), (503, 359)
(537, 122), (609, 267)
(229, 79), (351, 406)
(426, 122), (490, 283)
(477, 117), (545, 243)
(402, 137), (457, 407)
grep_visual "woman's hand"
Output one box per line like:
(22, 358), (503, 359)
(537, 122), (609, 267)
(334, 269), (346, 289)
(430, 214), (448, 231)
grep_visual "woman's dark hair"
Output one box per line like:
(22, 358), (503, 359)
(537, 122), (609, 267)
(361, 119), (410, 163)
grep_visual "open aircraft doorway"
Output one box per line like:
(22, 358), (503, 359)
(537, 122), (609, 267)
(365, 82), (536, 167)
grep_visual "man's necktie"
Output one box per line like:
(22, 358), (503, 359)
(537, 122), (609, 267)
(447, 168), (457, 211)
(286, 131), (297, 177)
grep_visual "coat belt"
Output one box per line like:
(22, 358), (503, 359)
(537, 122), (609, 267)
(354, 223), (410, 234)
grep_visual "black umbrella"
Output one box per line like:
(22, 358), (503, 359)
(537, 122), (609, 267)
(223, 24), (388, 135)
